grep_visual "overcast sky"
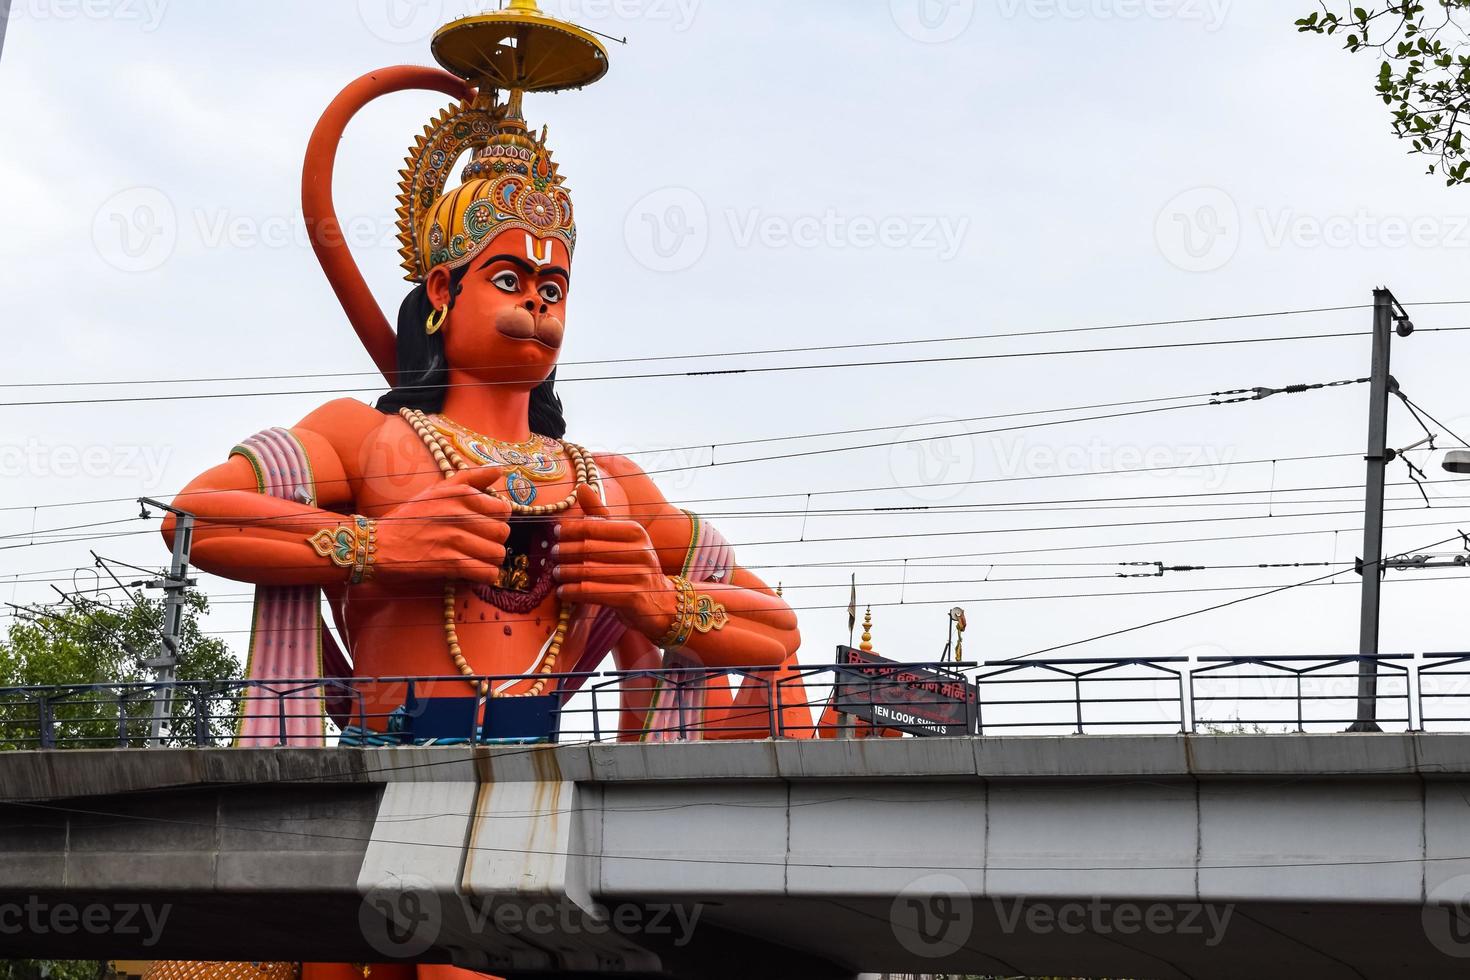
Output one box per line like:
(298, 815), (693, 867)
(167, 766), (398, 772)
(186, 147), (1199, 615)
(4, 1), (1470, 728)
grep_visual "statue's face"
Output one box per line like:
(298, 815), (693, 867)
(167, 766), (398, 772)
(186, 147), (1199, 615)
(426, 228), (571, 388)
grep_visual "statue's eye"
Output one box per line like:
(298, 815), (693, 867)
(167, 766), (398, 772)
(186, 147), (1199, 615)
(538, 282), (564, 304)
(491, 271), (520, 293)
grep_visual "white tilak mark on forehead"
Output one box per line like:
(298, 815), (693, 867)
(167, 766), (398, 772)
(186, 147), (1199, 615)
(526, 235), (553, 268)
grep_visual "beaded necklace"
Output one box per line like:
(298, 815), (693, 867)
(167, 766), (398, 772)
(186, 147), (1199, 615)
(400, 408), (601, 697)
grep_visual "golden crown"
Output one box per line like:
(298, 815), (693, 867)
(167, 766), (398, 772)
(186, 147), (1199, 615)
(395, 93), (575, 282)
(395, 2), (608, 283)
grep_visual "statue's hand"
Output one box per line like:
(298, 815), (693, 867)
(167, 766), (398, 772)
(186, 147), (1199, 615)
(375, 467), (512, 587)
(553, 485), (678, 638)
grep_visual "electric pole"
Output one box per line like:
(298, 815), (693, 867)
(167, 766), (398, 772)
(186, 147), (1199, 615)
(1351, 288), (1413, 732)
(140, 497), (196, 747)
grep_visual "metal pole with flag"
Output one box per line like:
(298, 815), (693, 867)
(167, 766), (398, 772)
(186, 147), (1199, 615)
(847, 573), (857, 647)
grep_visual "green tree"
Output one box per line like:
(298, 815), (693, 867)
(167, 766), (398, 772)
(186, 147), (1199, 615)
(0, 593), (239, 749)
(1298, 1), (1470, 183)
(0, 596), (238, 980)
(0, 961), (109, 980)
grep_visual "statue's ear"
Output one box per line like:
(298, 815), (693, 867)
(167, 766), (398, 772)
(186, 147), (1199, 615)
(425, 266), (454, 312)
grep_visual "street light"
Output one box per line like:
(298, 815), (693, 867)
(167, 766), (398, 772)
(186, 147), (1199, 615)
(1444, 450), (1470, 475)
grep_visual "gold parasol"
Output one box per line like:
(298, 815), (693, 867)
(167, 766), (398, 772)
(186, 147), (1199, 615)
(431, 0), (610, 93)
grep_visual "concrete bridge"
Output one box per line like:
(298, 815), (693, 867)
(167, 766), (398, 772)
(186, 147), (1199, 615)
(3, 735), (1470, 979)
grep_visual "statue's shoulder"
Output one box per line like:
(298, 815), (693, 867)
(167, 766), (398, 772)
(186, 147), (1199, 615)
(294, 398), (397, 455)
(588, 450), (646, 481)
(298, 398), (391, 431)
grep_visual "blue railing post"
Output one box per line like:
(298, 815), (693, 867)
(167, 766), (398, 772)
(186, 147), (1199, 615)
(1296, 671), (1305, 733)
(193, 691), (211, 746)
(590, 685), (602, 743)
(38, 697), (54, 750)
(767, 676), (779, 739)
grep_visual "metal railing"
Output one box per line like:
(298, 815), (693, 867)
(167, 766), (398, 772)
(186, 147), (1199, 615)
(0, 654), (1464, 749)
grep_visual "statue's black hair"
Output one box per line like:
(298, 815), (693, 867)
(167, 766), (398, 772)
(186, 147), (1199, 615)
(374, 265), (568, 439)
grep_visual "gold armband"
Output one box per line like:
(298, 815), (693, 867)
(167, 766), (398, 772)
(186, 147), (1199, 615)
(308, 515), (377, 585)
(657, 575), (730, 649)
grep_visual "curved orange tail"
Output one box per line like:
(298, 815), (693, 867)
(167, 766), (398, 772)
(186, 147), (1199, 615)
(302, 67), (472, 383)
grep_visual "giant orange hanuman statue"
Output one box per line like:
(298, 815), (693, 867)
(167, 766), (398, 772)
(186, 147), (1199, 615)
(150, 5), (809, 978)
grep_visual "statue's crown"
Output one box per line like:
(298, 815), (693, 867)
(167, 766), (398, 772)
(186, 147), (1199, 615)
(395, 2), (608, 281)
(396, 92), (575, 282)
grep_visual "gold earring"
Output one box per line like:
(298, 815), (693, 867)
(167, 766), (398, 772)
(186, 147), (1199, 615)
(426, 305), (448, 335)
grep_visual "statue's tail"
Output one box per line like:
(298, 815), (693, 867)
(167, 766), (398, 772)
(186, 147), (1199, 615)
(301, 67), (471, 384)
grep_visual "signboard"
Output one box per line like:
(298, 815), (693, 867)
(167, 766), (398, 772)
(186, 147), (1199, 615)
(831, 646), (977, 737)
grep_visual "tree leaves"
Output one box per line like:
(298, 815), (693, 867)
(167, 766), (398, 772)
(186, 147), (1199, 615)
(1300, 1), (1470, 184)
(0, 595), (240, 749)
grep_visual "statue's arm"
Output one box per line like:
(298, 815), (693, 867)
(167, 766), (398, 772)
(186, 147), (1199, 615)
(163, 399), (510, 588)
(553, 454), (800, 669)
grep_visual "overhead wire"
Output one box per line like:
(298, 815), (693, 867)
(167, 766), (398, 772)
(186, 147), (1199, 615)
(0, 331), (1393, 409)
(0, 300), (1428, 391)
